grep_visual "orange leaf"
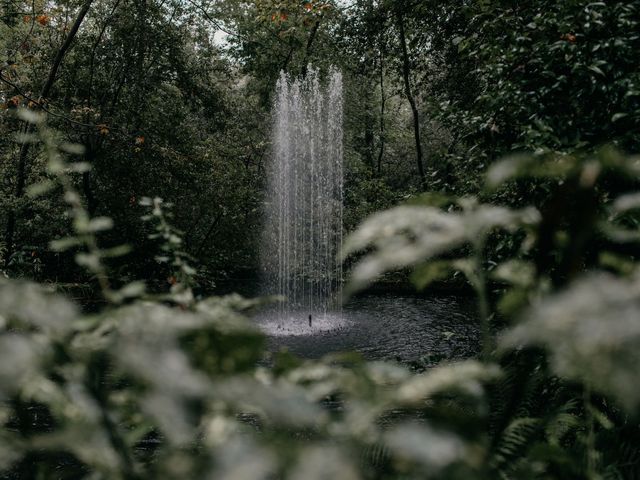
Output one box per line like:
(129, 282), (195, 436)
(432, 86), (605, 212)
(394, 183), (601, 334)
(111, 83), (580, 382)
(7, 96), (21, 108)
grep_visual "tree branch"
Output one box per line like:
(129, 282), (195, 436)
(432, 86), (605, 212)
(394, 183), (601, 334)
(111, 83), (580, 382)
(5, 0), (95, 266)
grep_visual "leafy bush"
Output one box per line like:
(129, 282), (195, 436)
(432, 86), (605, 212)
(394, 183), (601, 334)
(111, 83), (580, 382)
(2, 113), (640, 479)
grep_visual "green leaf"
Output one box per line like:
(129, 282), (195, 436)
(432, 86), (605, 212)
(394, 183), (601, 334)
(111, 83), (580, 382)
(385, 423), (467, 471)
(486, 154), (576, 189)
(411, 261), (456, 290)
(491, 260), (535, 287)
(14, 132), (38, 144)
(60, 143), (86, 155)
(0, 281), (77, 334)
(17, 109), (45, 124)
(485, 154), (534, 189)
(598, 251), (636, 275)
(87, 217), (114, 233)
(26, 180), (55, 198)
(50, 237), (82, 252)
(587, 65), (605, 77)
(289, 447), (358, 480)
(101, 245), (132, 258)
(611, 192), (640, 214)
(611, 112), (628, 123)
(107, 281), (146, 303)
(68, 162), (91, 173)
(75, 253), (101, 271)
(393, 361), (501, 405)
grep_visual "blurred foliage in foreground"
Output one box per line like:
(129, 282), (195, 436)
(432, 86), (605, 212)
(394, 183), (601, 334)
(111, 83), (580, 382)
(2, 114), (640, 479)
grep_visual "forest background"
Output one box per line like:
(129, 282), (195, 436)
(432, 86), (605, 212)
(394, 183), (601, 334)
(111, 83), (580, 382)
(1, 1), (640, 479)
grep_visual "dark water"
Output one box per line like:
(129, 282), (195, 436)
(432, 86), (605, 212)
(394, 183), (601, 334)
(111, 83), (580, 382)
(254, 293), (480, 362)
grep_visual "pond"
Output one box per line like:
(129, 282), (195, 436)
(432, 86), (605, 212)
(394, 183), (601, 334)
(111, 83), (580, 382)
(254, 293), (481, 362)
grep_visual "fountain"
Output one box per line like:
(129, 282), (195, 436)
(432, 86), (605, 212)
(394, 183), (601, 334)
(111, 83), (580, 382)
(261, 67), (344, 324)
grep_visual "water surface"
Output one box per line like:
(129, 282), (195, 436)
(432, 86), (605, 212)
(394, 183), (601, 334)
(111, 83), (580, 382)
(254, 293), (480, 361)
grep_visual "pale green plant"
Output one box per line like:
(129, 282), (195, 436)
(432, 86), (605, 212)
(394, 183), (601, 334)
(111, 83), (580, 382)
(0, 276), (505, 478)
(341, 197), (540, 359)
(3, 113), (640, 478)
(19, 109), (144, 304)
(500, 270), (640, 413)
(0, 111), (506, 479)
(140, 196), (197, 306)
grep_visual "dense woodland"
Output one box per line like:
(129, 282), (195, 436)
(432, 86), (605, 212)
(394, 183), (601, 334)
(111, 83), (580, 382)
(1, 0), (640, 478)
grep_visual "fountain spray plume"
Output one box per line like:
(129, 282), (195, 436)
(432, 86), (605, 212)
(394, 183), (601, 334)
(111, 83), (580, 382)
(261, 66), (344, 318)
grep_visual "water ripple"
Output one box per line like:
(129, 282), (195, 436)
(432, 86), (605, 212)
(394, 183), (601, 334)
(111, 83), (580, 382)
(253, 293), (480, 361)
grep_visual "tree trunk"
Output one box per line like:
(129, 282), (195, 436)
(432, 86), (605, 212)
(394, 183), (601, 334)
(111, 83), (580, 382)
(301, 18), (322, 77)
(4, 0), (94, 266)
(82, 145), (98, 215)
(87, 0), (122, 108)
(397, 10), (426, 188)
(281, 45), (295, 72)
(377, 46), (386, 176)
(195, 211), (224, 257)
(364, 82), (375, 171)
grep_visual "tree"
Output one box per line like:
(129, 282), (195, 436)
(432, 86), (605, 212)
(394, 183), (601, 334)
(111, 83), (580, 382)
(3, 0), (94, 265)
(395, 5), (425, 187)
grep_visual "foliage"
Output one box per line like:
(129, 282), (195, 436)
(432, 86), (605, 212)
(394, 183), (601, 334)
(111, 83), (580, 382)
(342, 148), (640, 477)
(2, 0), (640, 478)
(1, 0), (264, 281)
(0, 275), (501, 478)
(1, 113), (640, 478)
(458, 1), (640, 153)
(0, 118), (497, 478)
(501, 270), (640, 413)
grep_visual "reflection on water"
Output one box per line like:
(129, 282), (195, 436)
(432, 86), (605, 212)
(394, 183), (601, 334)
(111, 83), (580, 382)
(253, 293), (480, 361)
(258, 311), (353, 336)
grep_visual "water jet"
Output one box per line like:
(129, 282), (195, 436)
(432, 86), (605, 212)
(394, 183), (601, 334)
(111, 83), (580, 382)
(261, 67), (344, 319)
